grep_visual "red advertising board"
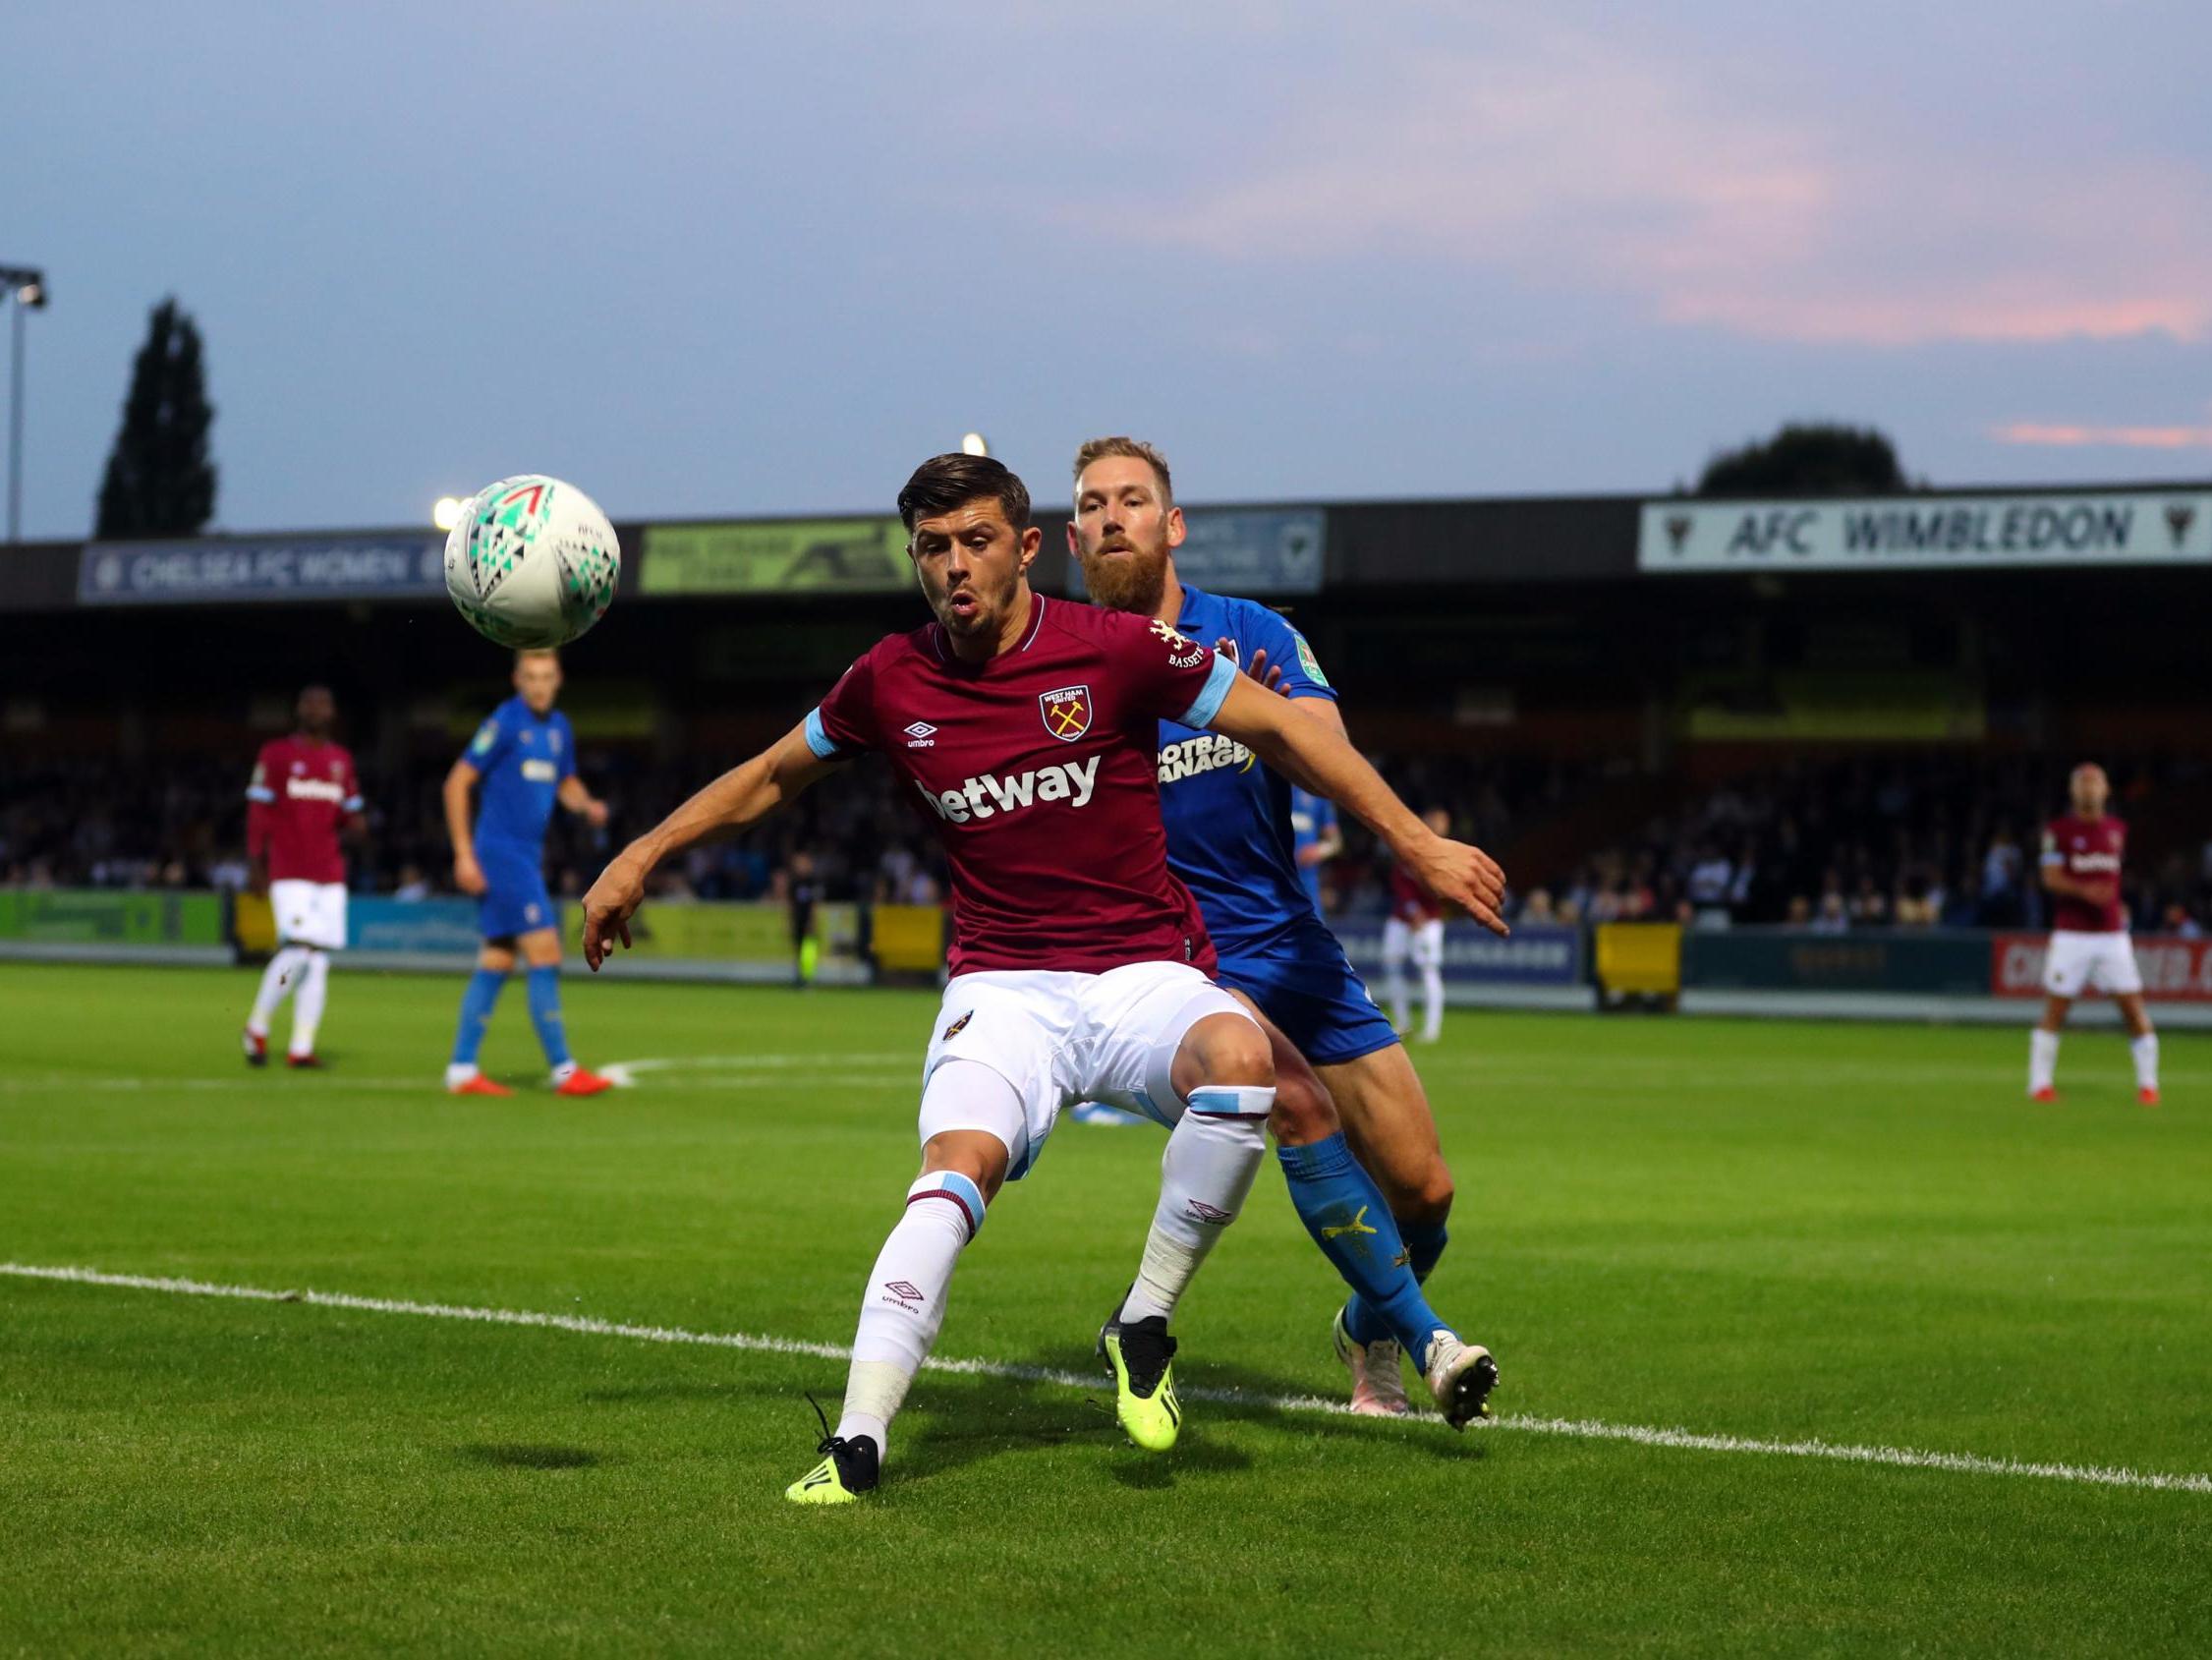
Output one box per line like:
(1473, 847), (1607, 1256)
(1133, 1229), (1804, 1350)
(1991, 934), (2212, 1001)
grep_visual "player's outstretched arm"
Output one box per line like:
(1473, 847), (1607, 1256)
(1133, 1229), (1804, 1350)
(1206, 673), (1509, 936)
(580, 720), (838, 970)
(443, 760), (485, 894)
(557, 774), (610, 829)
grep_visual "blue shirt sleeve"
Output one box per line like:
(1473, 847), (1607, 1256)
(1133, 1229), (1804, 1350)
(1243, 602), (1337, 703)
(465, 710), (514, 773)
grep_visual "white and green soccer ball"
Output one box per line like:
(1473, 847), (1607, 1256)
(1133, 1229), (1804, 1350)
(443, 475), (621, 649)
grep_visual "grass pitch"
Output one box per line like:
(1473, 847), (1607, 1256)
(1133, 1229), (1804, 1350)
(2, 961), (2208, 1656)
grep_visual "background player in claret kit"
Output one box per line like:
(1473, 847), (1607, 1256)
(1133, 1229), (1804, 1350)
(241, 685), (362, 1069)
(2030, 762), (2159, 1106)
(1385, 807), (1452, 1045)
(1070, 436), (1491, 1419)
(579, 454), (1507, 1504)
(442, 650), (615, 1098)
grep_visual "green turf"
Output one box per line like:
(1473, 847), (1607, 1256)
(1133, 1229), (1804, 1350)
(2, 962), (2207, 1656)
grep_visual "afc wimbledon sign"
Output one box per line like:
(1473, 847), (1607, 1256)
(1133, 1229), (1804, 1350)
(1638, 490), (2212, 573)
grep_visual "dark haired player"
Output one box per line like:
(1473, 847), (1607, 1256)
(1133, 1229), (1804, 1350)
(1070, 436), (1486, 1417)
(242, 685), (362, 1068)
(2031, 762), (2159, 1105)
(581, 454), (1506, 1504)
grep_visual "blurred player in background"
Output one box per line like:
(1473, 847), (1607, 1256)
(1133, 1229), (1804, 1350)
(1290, 784), (1341, 910)
(581, 454), (1506, 1503)
(1384, 807), (1451, 1044)
(2031, 762), (2159, 1106)
(786, 847), (822, 986)
(1071, 436), (1493, 1419)
(442, 650), (615, 1098)
(242, 685), (361, 1069)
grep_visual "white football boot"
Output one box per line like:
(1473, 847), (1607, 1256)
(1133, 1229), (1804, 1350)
(1332, 1306), (1412, 1416)
(1423, 1331), (1500, 1429)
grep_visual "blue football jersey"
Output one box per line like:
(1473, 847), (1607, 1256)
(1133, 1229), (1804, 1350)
(1155, 585), (1338, 953)
(465, 695), (576, 851)
(1288, 787), (1338, 909)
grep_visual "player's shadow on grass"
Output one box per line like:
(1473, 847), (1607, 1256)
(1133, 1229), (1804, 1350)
(453, 1442), (607, 1471)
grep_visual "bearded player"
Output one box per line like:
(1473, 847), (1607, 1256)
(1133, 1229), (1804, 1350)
(581, 454), (1506, 1504)
(2031, 762), (2159, 1105)
(242, 685), (363, 1068)
(442, 649), (616, 1098)
(1070, 436), (1484, 1418)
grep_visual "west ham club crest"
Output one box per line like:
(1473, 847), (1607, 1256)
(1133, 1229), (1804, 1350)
(1038, 685), (1093, 743)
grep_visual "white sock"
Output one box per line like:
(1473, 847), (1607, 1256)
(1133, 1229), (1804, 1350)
(1118, 1088), (1271, 1326)
(289, 950), (329, 1057)
(836, 1170), (985, 1462)
(1385, 963), (1409, 1032)
(550, 1059), (578, 1085)
(445, 1062), (480, 1087)
(1421, 964), (1445, 1042)
(2131, 1033), (2159, 1092)
(250, 945), (309, 1035)
(2029, 1028), (2060, 1093)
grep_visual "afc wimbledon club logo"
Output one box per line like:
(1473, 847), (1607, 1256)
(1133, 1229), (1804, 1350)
(1039, 685), (1093, 743)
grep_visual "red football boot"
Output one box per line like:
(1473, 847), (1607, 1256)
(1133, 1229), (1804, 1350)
(2029, 1086), (2059, 1104)
(243, 1029), (268, 1068)
(287, 1053), (323, 1070)
(448, 1074), (514, 1098)
(554, 1067), (616, 1098)
(2138, 1086), (2161, 1108)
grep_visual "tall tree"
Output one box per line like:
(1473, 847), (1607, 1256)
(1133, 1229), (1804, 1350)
(95, 297), (217, 539)
(1695, 423), (1906, 497)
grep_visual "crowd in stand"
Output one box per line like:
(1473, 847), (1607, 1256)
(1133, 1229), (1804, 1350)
(6, 749), (2209, 936)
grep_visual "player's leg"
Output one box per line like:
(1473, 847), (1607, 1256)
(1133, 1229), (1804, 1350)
(1415, 919), (1446, 1043)
(792, 1073), (1015, 1505)
(1236, 993), (1453, 1415)
(1382, 918), (1411, 1032)
(2032, 933), (2083, 1100)
(283, 884), (345, 1065)
(245, 880), (311, 1062)
(2103, 936), (2158, 1103)
(446, 940), (516, 1095)
(515, 927), (611, 1095)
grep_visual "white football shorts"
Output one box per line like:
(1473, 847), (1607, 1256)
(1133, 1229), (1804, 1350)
(1383, 916), (1445, 971)
(918, 960), (1255, 1179)
(2042, 930), (2141, 998)
(269, 880), (349, 951)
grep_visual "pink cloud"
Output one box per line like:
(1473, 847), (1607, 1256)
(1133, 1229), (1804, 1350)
(1992, 422), (2212, 449)
(1116, 28), (2212, 348)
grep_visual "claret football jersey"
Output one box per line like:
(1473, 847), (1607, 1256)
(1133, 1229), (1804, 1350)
(2041, 814), (2127, 934)
(806, 596), (1237, 977)
(246, 736), (362, 884)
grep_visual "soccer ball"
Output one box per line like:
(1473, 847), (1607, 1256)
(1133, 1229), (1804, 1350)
(443, 475), (621, 649)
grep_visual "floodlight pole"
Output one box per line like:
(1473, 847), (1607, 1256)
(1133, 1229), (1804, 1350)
(1, 263), (48, 545)
(7, 295), (22, 544)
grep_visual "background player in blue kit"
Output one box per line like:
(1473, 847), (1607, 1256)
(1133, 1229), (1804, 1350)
(441, 650), (616, 1098)
(1071, 436), (1493, 1419)
(1289, 785), (1342, 912)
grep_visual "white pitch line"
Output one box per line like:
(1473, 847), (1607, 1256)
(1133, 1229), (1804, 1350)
(4, 1261), (2207, 1497)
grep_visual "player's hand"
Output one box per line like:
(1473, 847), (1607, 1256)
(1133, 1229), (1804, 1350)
(584, 799), (610, 830)
(1409, 832), (1509, 937)
(580, 852), (648, 971)
(1296, 843), (1327, 868)
(1220, 639), (1289, 697)
(453, 854), (487, 897)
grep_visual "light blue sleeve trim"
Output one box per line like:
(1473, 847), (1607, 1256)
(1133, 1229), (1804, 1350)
(1177, 651), (1240, 729)
(342, 795), (365, 812)
(245, 787), (275, 803)
(803, 707), (841, 760)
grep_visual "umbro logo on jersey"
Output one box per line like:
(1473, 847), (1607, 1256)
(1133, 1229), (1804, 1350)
(904, 721), (937, 748)
(914, 755), (1100, 825)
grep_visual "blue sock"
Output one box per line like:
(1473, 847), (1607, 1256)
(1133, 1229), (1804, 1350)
(449, 969), (507, 1066)
(526, 966), (572, 1069)
(1278, 1132), (1451, 1372)
(1401, 1216), (1449, 1284)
